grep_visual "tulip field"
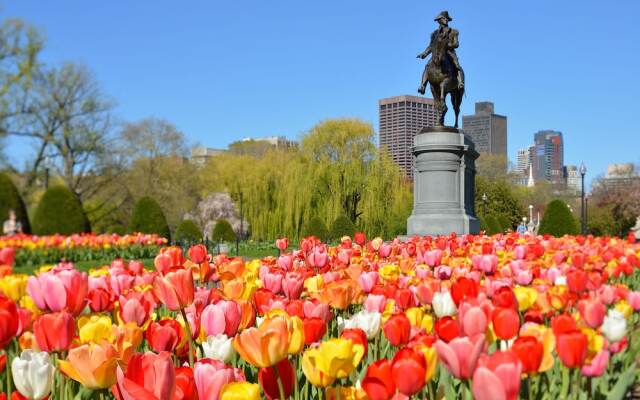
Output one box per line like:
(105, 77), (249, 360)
(0, 233), (639, 400)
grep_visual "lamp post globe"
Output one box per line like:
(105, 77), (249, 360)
(579, 163), (587, 235)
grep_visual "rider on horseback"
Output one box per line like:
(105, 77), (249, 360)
(417, 11), (465, 95)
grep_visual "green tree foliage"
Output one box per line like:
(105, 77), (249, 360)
(485, 214), (502, 235)
(212, 219), (236, 242)
(587, 171), (640, 236)
(199, 119), (412, 240)
(478, 215), (488, 233)
(32, 186), (90, 235)
(303, 216), (329, 241)
(475, 176), (525, 228)
(129, 196), (171, 240)
(330, 214), (356, 240)
(497, 214), (511, 231)
(228, 139), (274, 157)
(175, 219), (202, 243)
(0, 173), (31, 233)
(539, 199), (579, 236)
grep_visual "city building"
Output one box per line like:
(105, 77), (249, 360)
(532, 130), (564, 185)
(600, 163), (640, 189)
(461, 102), (507, 155)
(190, 147), (226, 167)
(378, 95), (440, 178)
(565, 165), (581, 193)
(240, 135), (297, 148)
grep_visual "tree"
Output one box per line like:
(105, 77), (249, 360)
(485, 215), (502, 235)
(129, 196), (171, 240)
(475, 176), (525, 227)
(588, 172), (640, 236)
(303, 216), (329, 241)
(538, 199), (578, 236)
(32, 185), (90, 235)
(175, 219), (202, 243)
(184, 192), (247, 240)
(228, 139), (274, 157)
(0, 172), (30, 233)
(330, 214), (356, 240)
(211, 219), (236, 242)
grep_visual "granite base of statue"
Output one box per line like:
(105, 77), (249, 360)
(406, 126), (480, 236)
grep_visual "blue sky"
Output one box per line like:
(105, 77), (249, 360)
(3, 0), (640, 182)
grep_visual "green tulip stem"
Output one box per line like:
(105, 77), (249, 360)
(274, 365), (286, 400)
(180, 308), (195, 367)
(6, 347), (11, 396)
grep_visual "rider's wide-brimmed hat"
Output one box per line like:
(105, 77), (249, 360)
(434, 11), (452, 22)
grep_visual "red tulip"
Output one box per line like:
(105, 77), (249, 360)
(275, 238), (289, 252)
(361, 359), (395, 400)
(258, 358), (294, 400)
(492, 286), (518, 310)
(511, 336), (543, 374)
(303, 317), (326, 345)
(153, 269), (195, 311)
(114, 351), (176, 400)
(201, 300), (241, 338)
(383, 313), (411, 347)
(354, 232), (366, 246)
(566, 269), (588, 293)
(391, 348), (426, 396)
(146, 319), (184, 353)
(33, 311), (75, 352)
(341, 328), (368, 357)
(556, 330), (588, 368)
(0, 295), (18, 348)
(492, 307), (520, 340)
(578, 299), (606, 329)
(188, 244), (208, 264)
(175, 366), (198, 400)
(0, 248), (15, 267)
(394, 288), (416, 310)
(472, 350), (522, 400)
(451, 277), (479, 305)
(434, 316), (460, 342)
(88, 288), (113, 313)
(551, 313), (577, 336)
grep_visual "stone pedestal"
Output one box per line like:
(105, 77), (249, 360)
(407, 126), (480, 236)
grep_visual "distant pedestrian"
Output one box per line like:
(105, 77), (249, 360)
(2, 209), (22, 236)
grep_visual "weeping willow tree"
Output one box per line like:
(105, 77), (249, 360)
(199, 118), (412, 240)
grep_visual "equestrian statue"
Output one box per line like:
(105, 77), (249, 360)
(417, 11), (465, 127)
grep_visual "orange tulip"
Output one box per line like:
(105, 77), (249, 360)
(317, 280), (360, 310)
(233, 316), (291, 368)
(58, 342), (119, 389)
(153, 269), (194, 311)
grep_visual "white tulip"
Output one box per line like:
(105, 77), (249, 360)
(12, 350), (54, 400)
(202, 334), (235, 363)
(340, 310), (381, 339)
(601, 309), (627, 343)
(554, 276), (567, 286)
(432, 290), (457, 318)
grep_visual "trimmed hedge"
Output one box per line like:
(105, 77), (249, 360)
(212, 219), (236, 242)
(0, 173), (30, 233)
(330, 214), (356, 240)
(539, 199), (579, 237)
(32, 186), (90, 235)
(175, 219), (202, 243)
(129, 196), (171, 241)
(302, 216), (329, 241)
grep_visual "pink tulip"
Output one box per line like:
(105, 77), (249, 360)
(128, 260), (144, 274)
(435, 334), (485, 379)
(515, 269), (533, 285)
(379, 243), (392, 258)
(425, 249), (443, 267)
(282, 273), (305, 299)
(109, 274), (136, 297)
(458, 302), (488, 337)
(434, 265), (452, 280)
(358, 271), (379, 293)
(27, 267), (88, 315)
(194, 359), (245, 400)
(513, 245), (526, 260)
(472, 254), (498, 274)
(598, 285), (617, 305)
(201, 300), (241, 337)
(275, 237), (289, 252)
(154, 253), (172, 275)
(302, 301), (331, 322)
(627, 291), (640, 311)
(337, 249), (351, 264)
(119, 296), (151, 326)
(581, 349), (609, 377)
(262, 272), (283, 294)
(578, 299), (606, 329)
(364, 294), (387, 313)
(472, 350), (522, 400)
(307, 246), (328, 268)
(115, 351), (176, 400)
(277, 255), (293, 271)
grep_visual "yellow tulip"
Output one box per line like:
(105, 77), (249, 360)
(304, 275), (324, 293)
(615, 300), (633, 319)
(0, 274), (28, 301)
(287, 315), (305, 355)
(580, 327), (604, 362)
(419, 346), (438, 382)
(325, 386), (368, 400)
(301, 338), (364, 386)
(220, 382), (260, 400)
(379, 264), (400, 282)
(405, 307), (434, 333)
(78, 315), (114, 343)
(233, 315), (290, 368)
(19, 296), (40, 316)
(513, 286), (538, 312)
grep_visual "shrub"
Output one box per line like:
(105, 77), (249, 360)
(0, 173), (30, 234)
(129, 196), (171, 241)
(302, 216), (329, 241)
(175, 219), (202, 243)
(539, 199), (579, 237)
(478, 215), (488, 234)
(497, 214), (511, 232)
(105, 224), (127, 235)
(485, 214), (502, 235)
(330, 214), (356, 240)
(32, 186), (90, 235)
(212, 219), (236, 242)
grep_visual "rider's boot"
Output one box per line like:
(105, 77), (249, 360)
(418, 85), (426, 95)
(457, 71), (465, 89)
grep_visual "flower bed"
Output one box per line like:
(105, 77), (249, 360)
(0, 233), (639, 399)
(0, 233), (167, 269)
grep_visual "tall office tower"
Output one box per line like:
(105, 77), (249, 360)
(565, 165), (581, 193)
(378, 95), (439, 178)
(461, 102), (507, 155)
(516, 148), (530, 175)
(532, 130), (564, 184)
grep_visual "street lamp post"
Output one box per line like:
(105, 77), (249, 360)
(529, 204), (533, 222)
(579, 163), (587, 235)
(481, 193), (488, 216)
(44, 155), (51, 189)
